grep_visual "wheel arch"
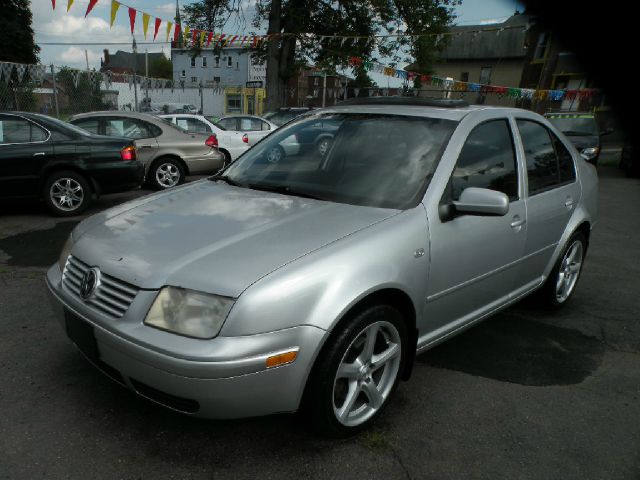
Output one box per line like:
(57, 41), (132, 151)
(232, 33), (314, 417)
(149, 154), (189, 176)
(41, 165), (96, 194)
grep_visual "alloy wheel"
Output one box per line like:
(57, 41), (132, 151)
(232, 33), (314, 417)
(156, 163), (180, 188)
(556, 240), (584, 303)
(332, 320), (402, 427)
(49, 178), (84, 212)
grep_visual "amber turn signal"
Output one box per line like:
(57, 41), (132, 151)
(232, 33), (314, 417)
(266, 350), (298, 368)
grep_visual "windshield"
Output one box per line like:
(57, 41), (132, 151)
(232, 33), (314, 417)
(221, 112), (457, 209)
(546, 115), (598, 136)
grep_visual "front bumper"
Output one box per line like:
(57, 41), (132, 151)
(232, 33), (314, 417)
(46, 264), (325, 419)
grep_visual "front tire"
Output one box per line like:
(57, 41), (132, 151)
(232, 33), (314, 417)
(303, 305), (407, 437)
(536, 232), (587, 308)
(149, 158), (184, 190)
(43, 170), (91, 217)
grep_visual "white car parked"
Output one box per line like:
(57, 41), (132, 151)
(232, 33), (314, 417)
(217, 115), (278, 146)
(160, 114), (249, 163)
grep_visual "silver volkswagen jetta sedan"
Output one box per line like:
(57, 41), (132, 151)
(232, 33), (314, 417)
(47, 97), (597, 436)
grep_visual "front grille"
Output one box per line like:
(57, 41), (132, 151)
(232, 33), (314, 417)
(62, 255), (138, 318)
(130, 378), (200, 413)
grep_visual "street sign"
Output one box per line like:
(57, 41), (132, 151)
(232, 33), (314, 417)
(246, 81), (263, 88)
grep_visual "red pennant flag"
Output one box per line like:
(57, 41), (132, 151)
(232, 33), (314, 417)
(215, 33), (226, 47)
(191, 29), (199, 45)
(252, 35), (258, 48)
(206, 32), (214, 47)
(173, 24), (181, 43)
(228, 35), (238, 46)
(85, 0), (98, 16)
(239, 35), (248, 47)
(153, 18), (161, 40)
(51, 0), (56, 9)
(128, 7), (137, 34)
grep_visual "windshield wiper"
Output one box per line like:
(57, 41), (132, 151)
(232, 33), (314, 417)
(208, 174), (247, 187)
(247, 182), (324, 200)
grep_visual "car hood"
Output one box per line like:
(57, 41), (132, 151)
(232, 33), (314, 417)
(71, 181), (398, 297)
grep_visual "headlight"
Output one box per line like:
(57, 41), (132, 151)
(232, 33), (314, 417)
(58, 235), (73, 272)
(144, 287), (234, 339)
(581, 147), (599, 160)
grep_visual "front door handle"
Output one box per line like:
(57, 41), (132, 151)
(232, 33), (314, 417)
(138, 144), (153, 149)
(33, 152), (45, 156)
(510, 217), (526, 229)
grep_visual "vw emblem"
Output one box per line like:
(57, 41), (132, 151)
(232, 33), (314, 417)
(80, 267), (100, 299)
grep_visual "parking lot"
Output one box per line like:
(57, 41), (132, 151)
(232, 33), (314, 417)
(1, 164), (639, 479)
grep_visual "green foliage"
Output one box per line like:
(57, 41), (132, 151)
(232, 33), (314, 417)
(0, 81), (37, 111)
(56, 68), (107, 115)
(0, 0), (39, 63)
(148, 56), (173, 79)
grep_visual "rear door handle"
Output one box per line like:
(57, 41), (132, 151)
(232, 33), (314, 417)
(565, 197), (575, 209)
(138, 144), (153, 149)
(510, 218), (526, 229)
(33, 152), (45, 156)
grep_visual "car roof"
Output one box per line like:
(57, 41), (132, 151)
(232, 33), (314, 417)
(70, 111), (158, 120)
(544, 112), (595, 117)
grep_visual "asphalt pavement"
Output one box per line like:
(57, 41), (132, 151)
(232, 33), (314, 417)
(1, 167), (639, 479)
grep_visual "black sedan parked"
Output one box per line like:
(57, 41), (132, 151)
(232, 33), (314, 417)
(0, 112), (144, 216)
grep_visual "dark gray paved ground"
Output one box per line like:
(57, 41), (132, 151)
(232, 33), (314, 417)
(1, 167), (639, 480)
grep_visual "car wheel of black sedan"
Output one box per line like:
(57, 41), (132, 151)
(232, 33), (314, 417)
(303, 304), (407, 437)
(150, 158), (185, 190)
(43, 170), (91, 217)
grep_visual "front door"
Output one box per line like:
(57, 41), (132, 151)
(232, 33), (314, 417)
(425, 119), (527, 337)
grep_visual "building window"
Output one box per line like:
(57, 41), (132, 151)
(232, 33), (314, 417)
(226, 94), (242, 112)
(180, 70), (186, 78)
(214, 56), (220, 67)
(314, 77), (319, 86)
(213, 76), (220, 83)
(479, 67), (492, 85)
(227, 56), (233, 68)
(461, 72), (469, 82)
(202, 57), (207, 67)
(190, 57), (196, 68)
(534, 32), (550, 60)
(191, 76), (198, 83)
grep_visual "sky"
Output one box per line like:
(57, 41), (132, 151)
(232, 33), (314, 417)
(31, 0), (525, 76)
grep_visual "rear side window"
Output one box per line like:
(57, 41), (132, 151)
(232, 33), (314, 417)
(452, 119), (519, 201)
(516, 120), (559, 194)
(217, 118), (237, 130)
(551, 134), (576, 183)
(104, 117), (150, 139)
(0, 116), (47, 144)
(73, 119), (100, 135)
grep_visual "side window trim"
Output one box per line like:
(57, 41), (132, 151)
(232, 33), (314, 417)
(548, 128), (577, 187)
(0, 114), (51, 145)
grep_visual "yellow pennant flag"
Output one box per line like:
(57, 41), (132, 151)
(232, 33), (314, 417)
(183, 25), (190, 43)
(165, 21), (173, 41)
(142, 12), (150, 38)
(67, 0), (73, 11)
(110, 0), (120, 27)
(199, 30), (206, 47)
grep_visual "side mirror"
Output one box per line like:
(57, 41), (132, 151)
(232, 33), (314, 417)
(452, 187), (510, 216)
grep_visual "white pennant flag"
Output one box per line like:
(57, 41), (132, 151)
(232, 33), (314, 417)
(1, 63), (14, 83)
(29, 64), (45, 84)
(71, 69), (80, 88)
(15, 64), (27, 82)
(354, 87), (360, 97)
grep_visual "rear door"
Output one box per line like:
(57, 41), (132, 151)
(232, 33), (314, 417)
(0, 114), (52, 198)
(515, 119), (581, 287)
(426, 118), (527, 333)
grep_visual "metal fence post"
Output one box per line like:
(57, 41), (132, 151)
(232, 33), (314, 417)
(50, 64), (59, 118)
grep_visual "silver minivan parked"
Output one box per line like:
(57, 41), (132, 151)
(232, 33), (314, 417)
(48, 98), (597, 436)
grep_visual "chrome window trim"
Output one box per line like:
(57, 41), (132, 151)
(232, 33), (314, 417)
(0, 112), (52, 146)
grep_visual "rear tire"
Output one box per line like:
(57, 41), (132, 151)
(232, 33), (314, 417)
(535, 232), (587, 308)
(302, 305), (407, 437)
(149, 158), (185, 190)
(43, 170), (91, 217)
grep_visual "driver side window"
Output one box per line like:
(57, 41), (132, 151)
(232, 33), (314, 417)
(451, 119), (519, 201)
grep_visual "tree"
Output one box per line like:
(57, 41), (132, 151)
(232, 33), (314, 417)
(0, 0), (39, 63)
(56, 68), (106, 115)
(149, 56), (173, 79)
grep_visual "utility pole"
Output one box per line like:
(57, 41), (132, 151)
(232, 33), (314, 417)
(132, 37), (139, 111)
(84, 50), (90, 71)
(145, 49), (149, 106)
(321, 71), (327, 107)
(51, 64), (60, 118)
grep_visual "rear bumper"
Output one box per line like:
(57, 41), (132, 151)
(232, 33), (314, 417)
(88, 161), (145, 195)
(45, 264), (325, 419)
